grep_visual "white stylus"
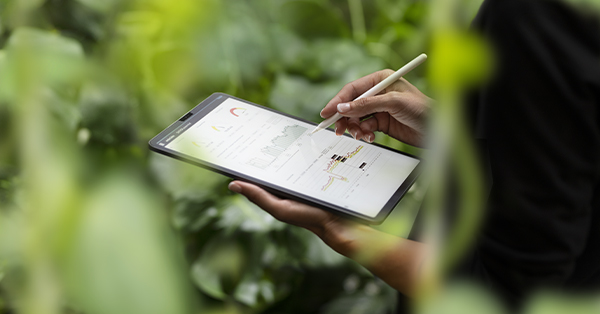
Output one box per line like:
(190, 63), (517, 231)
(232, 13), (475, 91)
(310, 53), (428, 134)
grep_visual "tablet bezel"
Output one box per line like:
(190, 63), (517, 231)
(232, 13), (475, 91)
(148, 92), (421, 225)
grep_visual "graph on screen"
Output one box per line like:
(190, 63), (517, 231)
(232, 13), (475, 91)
(229, 107), (246, 117)
(322, 145), (363, 191)
(165, 97), (420, 218)
(245, 124), (308, 170)
(261, 124), (307, 157)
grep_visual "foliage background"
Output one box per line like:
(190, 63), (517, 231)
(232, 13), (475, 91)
(0, 1), (442, 313)
(3, 0), (597, 314)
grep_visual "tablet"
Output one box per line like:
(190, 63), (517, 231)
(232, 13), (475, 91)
(149, 93), (420, 224)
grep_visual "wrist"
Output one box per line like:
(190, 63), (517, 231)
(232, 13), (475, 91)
(317, 219), (379, 259)
(313, 218), (361, 257)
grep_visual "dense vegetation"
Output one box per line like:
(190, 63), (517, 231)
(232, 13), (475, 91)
(1, 0), (597, 313)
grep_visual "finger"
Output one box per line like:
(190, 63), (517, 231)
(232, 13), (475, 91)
(228, 181), (286, 218)
(346, 117), (363, 140)
(336, 93), (399, 118)
(362, 132), (375, 143)
(321, 69), (395, 118)
(228, 181), (331, 229)
(335, 118), (348, 136)
(321, 94), (343, 118)
(340, 92), (426, 133)
(359, 116), (380, 143)
(360, 116), (380, 133)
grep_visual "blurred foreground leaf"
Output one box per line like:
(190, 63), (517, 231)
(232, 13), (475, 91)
(65, 174), (196, 314)
(418, 281), (505, 314)
(191, 235), (244, 300)
(524, 291), (600, 314)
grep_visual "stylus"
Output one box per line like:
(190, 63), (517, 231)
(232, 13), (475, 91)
(310, 53), (427, 134)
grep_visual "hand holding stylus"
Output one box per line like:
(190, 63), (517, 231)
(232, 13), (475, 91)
(229, 55), (434, 298)
(315, 54), (431, 147)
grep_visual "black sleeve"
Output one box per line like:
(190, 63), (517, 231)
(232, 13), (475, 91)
(462, 0), (600, 305)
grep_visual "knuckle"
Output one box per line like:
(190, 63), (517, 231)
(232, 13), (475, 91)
(380, 69), (395, 77)
(352, 97), (370, 109)
(387, 92), (404, 103)
(342, 82), (357, 95)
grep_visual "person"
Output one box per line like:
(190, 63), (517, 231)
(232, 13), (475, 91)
(228, 0), (600, 309)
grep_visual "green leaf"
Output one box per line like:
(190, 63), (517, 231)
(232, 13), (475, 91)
(419, 281), (506, 314)
(216, 195), (285, 234)
(269, 39), (384, 119)
(149, 153), (226, 201)
(233, 275), (260, 306)
(191, 235), (245, 300)
(429, 30), (492, 90)
(524, 290), (600, 314)
(172, 202), (218, 232)
(322, 279), (397, 314)
(6, 27), (85, 86)
(259, 279), (275, 304)
(41, 87), (82, 132)
(65, 175), (196, 314)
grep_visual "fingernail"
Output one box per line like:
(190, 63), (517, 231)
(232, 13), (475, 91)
(320, 108), (325, 118)
(337, 103), (350, 113)
(228, 182), (241, 193)
(367, 134), (374, 143)
(352, 130), (357, 139)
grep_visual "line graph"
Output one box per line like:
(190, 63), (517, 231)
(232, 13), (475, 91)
(261, 125), (307, 157)
(321, 145), (363, 191)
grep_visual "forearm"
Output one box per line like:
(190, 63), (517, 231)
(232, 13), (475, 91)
(318, 222), (428, 297)
(228, 180), (428, 296)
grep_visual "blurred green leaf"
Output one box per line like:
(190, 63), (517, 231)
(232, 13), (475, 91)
(269, 38), (383, 119)
(216, 195), (285, 234)
(418, 281), (506, 314)
(41, 87), (81, 132)
(233, 274), (260, 306)
(172, 202), (218, 232)
(279, 1), (348, 39)
(149, 153), (227, 201)
(321, 278), (397, 314)
(76, 0), (118, 14)
(0, 0), (470, 313)
(65, 175), (196, 314)
(191, 235), (245, 300)
(429, 30), (492, 90)
(2, 28), (85, 101)
(524, 291), (600, 314)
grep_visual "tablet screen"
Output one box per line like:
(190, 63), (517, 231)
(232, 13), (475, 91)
(153, 94), (420, 220)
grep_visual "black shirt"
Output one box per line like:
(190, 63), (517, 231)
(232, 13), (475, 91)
(461, 0), (600, 306)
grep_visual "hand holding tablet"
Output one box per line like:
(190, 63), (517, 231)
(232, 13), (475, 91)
(149, 93), (421, 224)
(149, 55), (428, 224)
